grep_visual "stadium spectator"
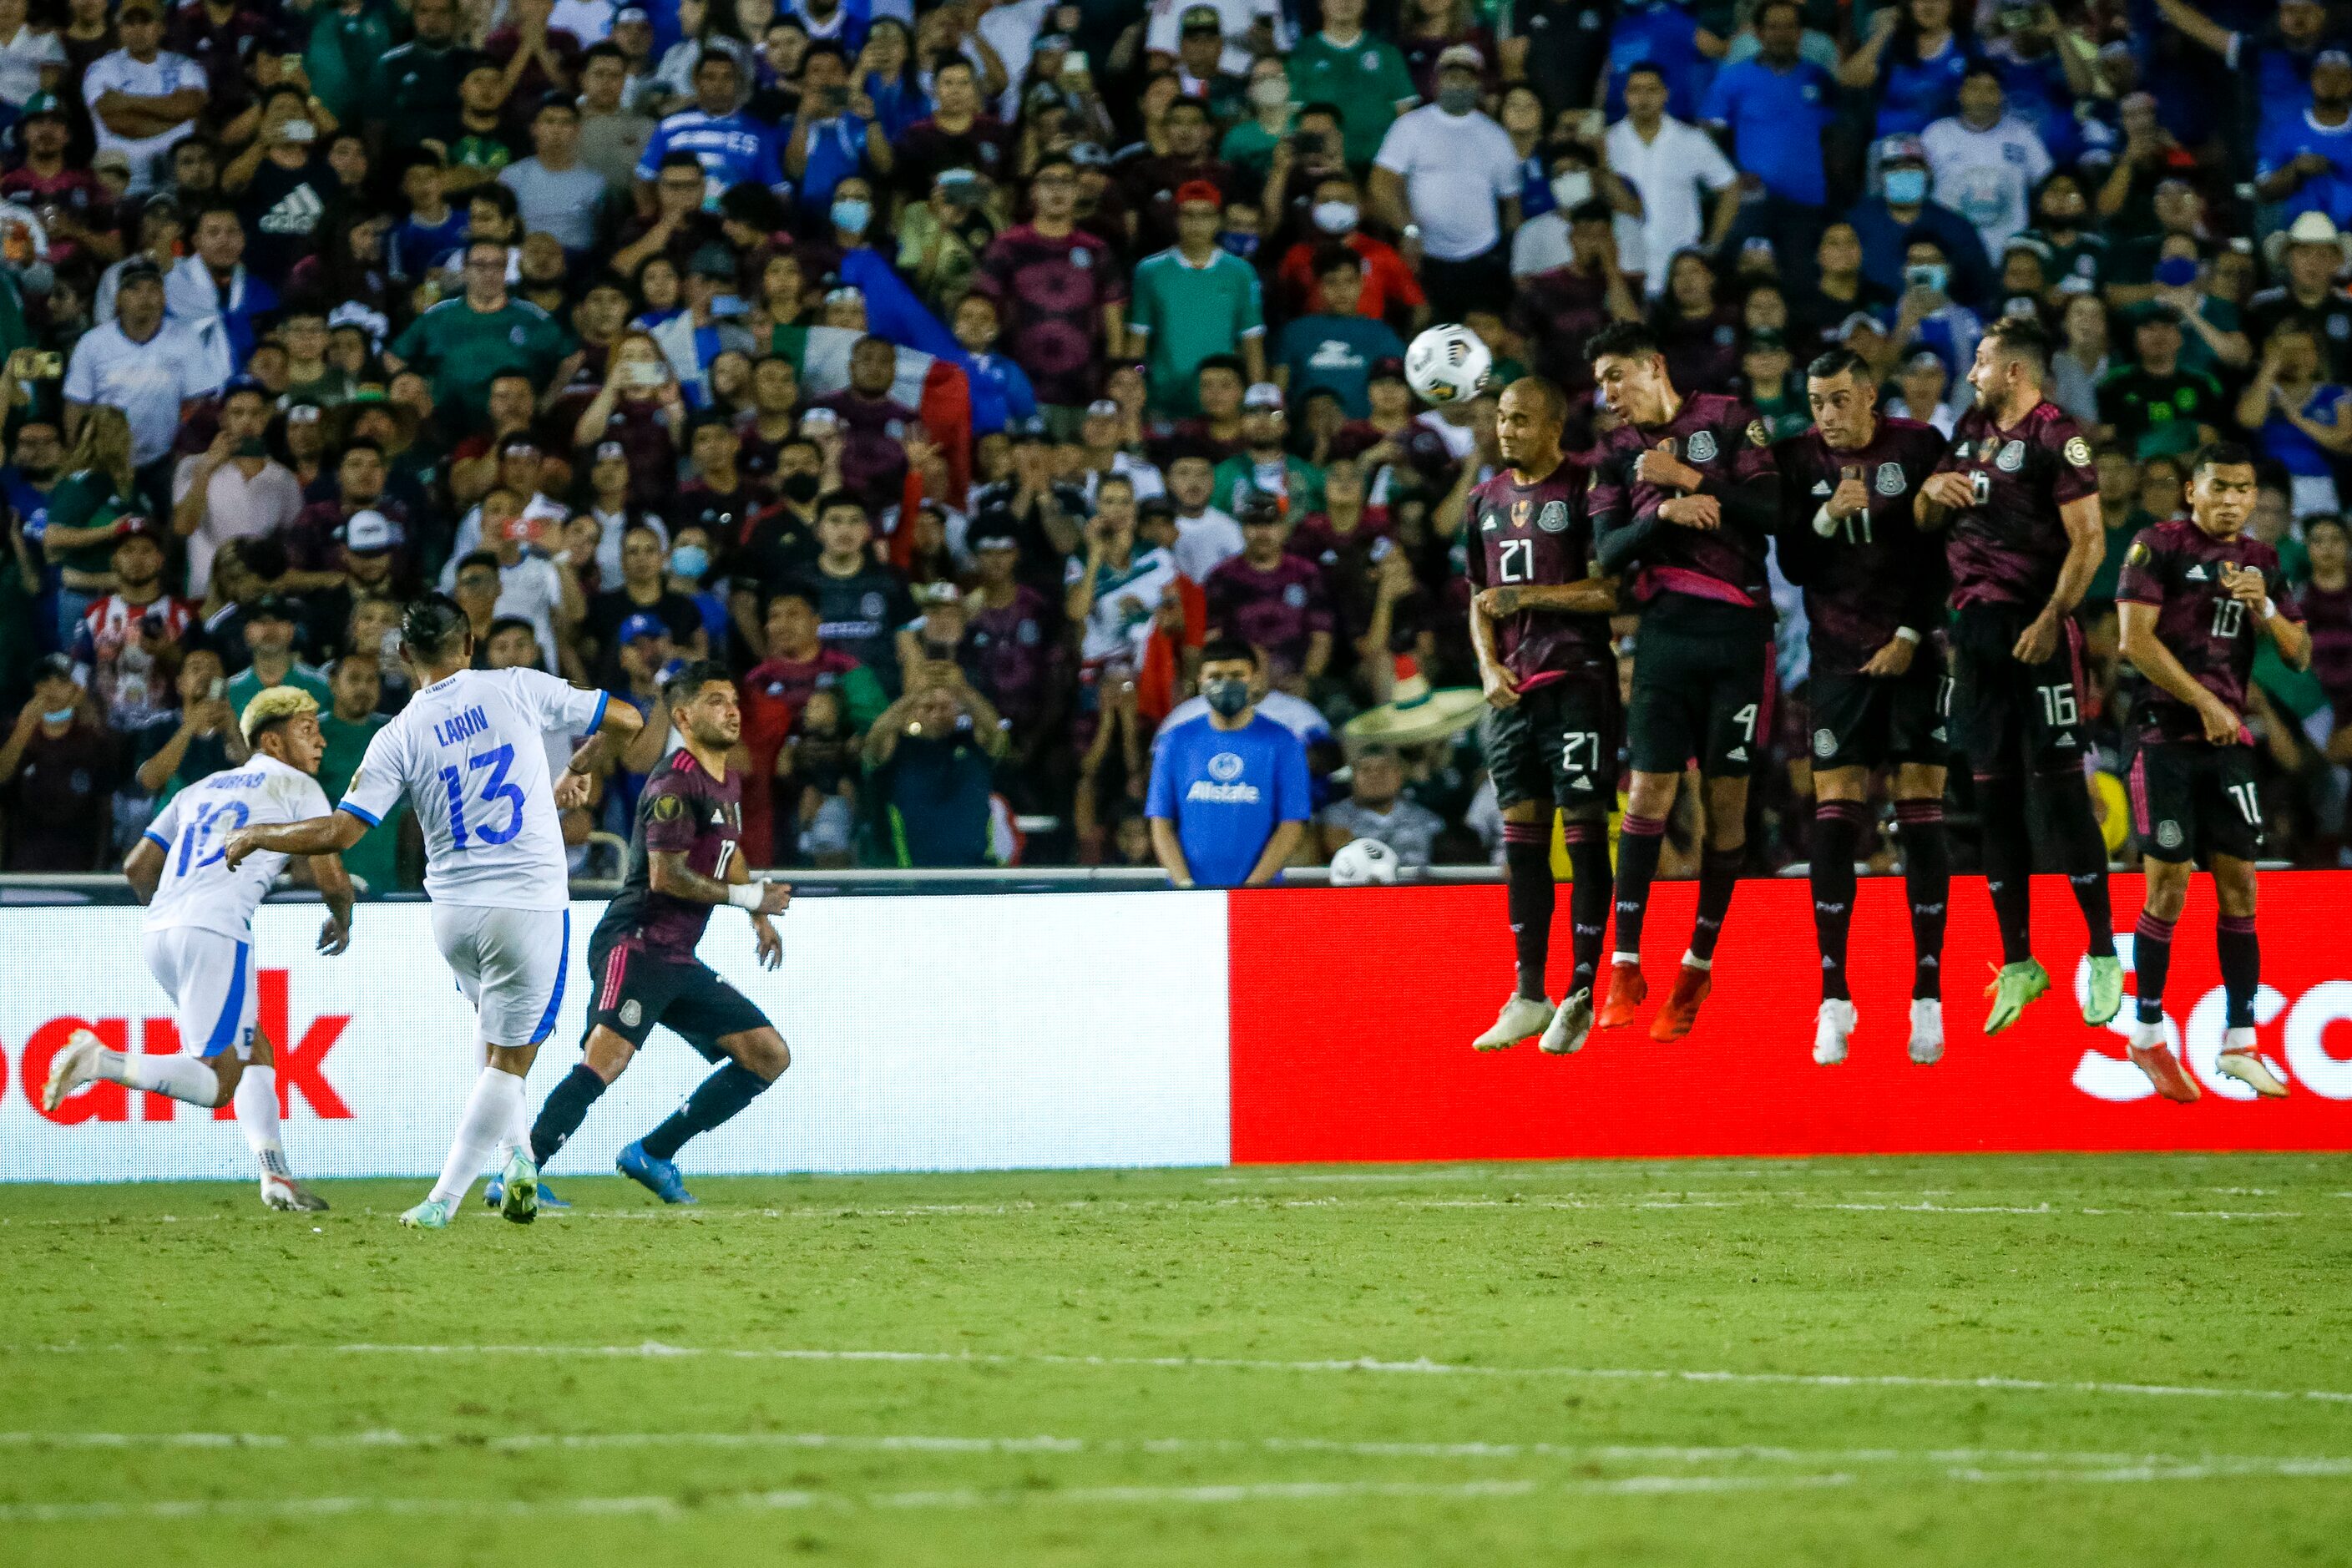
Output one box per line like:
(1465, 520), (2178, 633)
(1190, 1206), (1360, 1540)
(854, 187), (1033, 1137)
(862, 658), (1004, 867)
(1371, 43), (1519, 321)
(1605, 63), (1738, 295)
(1146, 637), (1308, 888)
(1319, 745), (1443, 867)
(0, 654), (114, 869)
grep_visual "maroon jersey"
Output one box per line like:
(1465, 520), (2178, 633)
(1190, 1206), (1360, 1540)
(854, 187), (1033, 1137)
(972, 224), (1129, 408)
(594, 747), (744, 955)
(2114, 522), (2301, 742)
(1203, 554), (1333, 677)
(1588, 391), (1778, 612)
(1773, 417), (1950, 675)
(1933, 399), (2099, 611)
(1461, 463), (1612, 689)
(961, 584), (1059, 729)
(2302, 579), (2352, 716)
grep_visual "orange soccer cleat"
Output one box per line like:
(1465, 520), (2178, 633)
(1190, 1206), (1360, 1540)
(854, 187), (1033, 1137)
(2127, 1024), (2202, 1104)
(1596, 959), (1646, 1029)
(1648, 962), (1713, 1041)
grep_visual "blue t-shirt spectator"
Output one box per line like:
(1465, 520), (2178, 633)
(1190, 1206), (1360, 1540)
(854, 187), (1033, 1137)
(1874, 36), (1976, 137)
(1990, 46), (2081, 164)
(1146, 708), (1310, 888)
(790, 114), (871, 215)
(390, 207), (468, 281)
(636, 109), (787, 195)
(1700, 54), (1835, 206)
(2259, 109), (2352, 225)
(1606, 0), (1716, 120)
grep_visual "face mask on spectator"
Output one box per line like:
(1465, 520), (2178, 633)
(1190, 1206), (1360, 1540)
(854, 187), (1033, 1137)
(42, 704), (74, 725)
(1904, 262), (1949, 295)
(1883, 167), (1927, 205)
(832, 197), (872, 235)
(1203, 676), (1250, 717)
(1312, 200), (1358, 235)
(1219, 230), (1259, 259)
(1550, 171), (1591, 209)
(1437, 84), (1479, 115)
(782, 471), (821, 503)
(670, 543), (710, 579)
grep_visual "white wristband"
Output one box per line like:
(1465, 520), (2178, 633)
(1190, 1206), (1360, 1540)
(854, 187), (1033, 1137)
(1811, 502), (1838, 537)
(2259, 597), (2277, 621)
(726, 882), (766, 910)
(1893, 625), (1922, 645)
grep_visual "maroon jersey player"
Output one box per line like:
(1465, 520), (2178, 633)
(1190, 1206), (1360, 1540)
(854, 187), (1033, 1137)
(1586, 321), (1781, 1044)
(2113, 443), (2312, 1104)
(1915, 316), (2120, 1038)
(1773, 347), (1954, 1068)
(1456, 377), (1621, 1057)
(526, 661), (796, 1206)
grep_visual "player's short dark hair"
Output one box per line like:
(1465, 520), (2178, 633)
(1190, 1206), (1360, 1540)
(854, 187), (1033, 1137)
(1199, 637), (1258, 670)
(1585, 321), (1661, 366)
(663, 657), (733, 706)
(2190, 440), (2258, 478)
(1807, 346), (1873, 382)
(815, 489), (867, 521)
(1501, 374), (1565, 422)
(1983, 316), (2052, 380)
(401, 592), (472, 662)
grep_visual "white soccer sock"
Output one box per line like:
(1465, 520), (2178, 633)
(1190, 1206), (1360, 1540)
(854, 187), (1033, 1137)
(98, 1051), (220, 1106)
(428, 1067), (526, 1208)
(234, 1066), (290, 1179)
(1682, 952), (1712, 972)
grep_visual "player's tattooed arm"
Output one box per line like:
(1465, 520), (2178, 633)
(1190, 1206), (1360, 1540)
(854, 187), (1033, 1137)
(650, 848), (791, 913)
(1475, 578), (1621, 618)
(2118, 600), (2240, 746)
(1469, 594), (1520, 709)
(558, 695), (650, 808)
(222, 811), (369, 868)
(721, 843), (791, 968)
(1914, 471), (1975, 531)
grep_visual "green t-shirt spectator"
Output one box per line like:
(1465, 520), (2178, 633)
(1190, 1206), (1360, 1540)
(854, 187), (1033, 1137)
(226, 661), (334, 718)
(319, 706), (408, 893)
(42, 468), (133, 578)
(1214, 453), (1326, 518)
(389, 295), (574, 426)
(302, 0), (399, 122)
(1286, 30), (1417, 168)
(2096, 362), (2223, 461)
(1128, 247), (1267, 417)
(1219, 118), (1287, 190)
(1274, 311), (1406, 417)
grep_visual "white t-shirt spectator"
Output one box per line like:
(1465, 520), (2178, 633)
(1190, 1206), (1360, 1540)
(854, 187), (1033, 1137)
(489, 553), (570, 673)
(1606, 112), (1737, 295)
(0, 22), (63, 109)
(1143, 0), (1280, 76)
(1067, 544), (1180, 666)
(171, 453), (304, 596)
(82, 48), (205, 195)
(1320, 794), (1446, 867)
(1373, 103), (1520, 263)
(1920, 111), (2051, 259)
(549, 0), (613, 42)
(63, 316), (230, 468)
(975, 0), (1049, 119)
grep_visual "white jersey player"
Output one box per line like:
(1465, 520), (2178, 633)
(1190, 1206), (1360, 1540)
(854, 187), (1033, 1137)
(44, 687), (355, 1211)
(224, 596), (642, 1230)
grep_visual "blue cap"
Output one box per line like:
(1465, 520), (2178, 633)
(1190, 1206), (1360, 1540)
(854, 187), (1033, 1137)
(618, 611), (668, 645)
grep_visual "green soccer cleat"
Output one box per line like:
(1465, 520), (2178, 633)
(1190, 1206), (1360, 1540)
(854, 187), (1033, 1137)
(2083, 953), (2125, 1026)
(1981, 959), (2051, 1036)
(498, 1150), (539, 1226)
(398, 1197), (453, 1229)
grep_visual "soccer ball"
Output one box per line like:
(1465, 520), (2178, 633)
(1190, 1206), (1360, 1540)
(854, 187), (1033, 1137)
(1404, 324), (1492, 405)
(1328, 837), (1401, 886)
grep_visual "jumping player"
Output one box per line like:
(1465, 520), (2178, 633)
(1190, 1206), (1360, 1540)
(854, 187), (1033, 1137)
(527, 660), (794, 1204)
(1915, 317), (2123, 1035)
(224, 596), (644, 1228)
(44, 687), (353, 1212)
(1586, 321), (1780, 1041)
(2114, 443), (2310, 1101)
(1457, 377), (1621, 1055)
(1774, 348), (1954, 1066)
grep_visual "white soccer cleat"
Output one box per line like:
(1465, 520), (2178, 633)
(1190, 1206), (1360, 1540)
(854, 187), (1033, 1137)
(2217, 1029), (2289, 1099)
(1473, 994), (1555, 1051)
(1539, 989), (1593, 1055)
(1813, 999), (1857, 1065)
(1907, 999), (1945, 1065)
(261, 1175), (329, 1212)
(41, 1028), (105, 1113)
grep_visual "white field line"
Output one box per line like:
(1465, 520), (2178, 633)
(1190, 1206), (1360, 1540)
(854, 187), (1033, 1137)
(4, 1429), (2349, 1475)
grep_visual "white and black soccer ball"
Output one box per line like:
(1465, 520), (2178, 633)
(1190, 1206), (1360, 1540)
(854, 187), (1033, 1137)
(1328, 837), (1401, 886)
(1404, 323), (1492, 406)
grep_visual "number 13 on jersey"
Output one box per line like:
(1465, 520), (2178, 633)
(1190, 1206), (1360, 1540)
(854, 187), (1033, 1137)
(438, 744), (526, 848)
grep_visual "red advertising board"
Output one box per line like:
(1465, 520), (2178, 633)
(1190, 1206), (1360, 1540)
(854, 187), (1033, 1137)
(1228, 873), (2352, 1162)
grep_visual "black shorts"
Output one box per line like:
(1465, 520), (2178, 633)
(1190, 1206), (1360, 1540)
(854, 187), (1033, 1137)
(1948, 603), (2089, 776)
(1627, 620), (1772, 779)
(1480, 675), (1621, 812)
(2129, 740), (2263, 865)
(585, 937), (772, 1061)
(1806, 650), (1947, 772)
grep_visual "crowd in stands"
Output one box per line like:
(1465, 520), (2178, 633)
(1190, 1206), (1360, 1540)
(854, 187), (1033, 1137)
(3, 0), (2352, 880)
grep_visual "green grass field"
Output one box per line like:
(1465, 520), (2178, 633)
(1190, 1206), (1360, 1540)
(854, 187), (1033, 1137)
(4, 1154), (2352, 1566)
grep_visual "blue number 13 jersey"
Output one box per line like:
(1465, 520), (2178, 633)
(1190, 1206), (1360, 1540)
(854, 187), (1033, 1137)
(340, 667), (608, 910)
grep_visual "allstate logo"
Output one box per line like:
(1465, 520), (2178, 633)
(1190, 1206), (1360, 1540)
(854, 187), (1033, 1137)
(1208, 751), (1245, 782)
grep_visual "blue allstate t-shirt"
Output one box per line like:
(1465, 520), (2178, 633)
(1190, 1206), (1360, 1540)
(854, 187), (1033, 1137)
(1146, 710), (1310, 888)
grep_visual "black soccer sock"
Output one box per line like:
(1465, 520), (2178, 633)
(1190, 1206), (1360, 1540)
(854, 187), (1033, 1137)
(1810, 801), (1866, 1002)
(529, 1063), (609, 1166)
(2133, 910), (2175, 1024)
(1687, 843), (1744, 964)
(1502, 821), (1555, 1001)
(2044, 768), (2117, 958)
(1895, 800), (1950, 1001)
(1975, 771), (2034, 966)
(1563, 818), (1613, 998)
(640, 1062), (771, 1161)
(1611, 812), (1667, 962)
(2217, 914), (2260, 1029)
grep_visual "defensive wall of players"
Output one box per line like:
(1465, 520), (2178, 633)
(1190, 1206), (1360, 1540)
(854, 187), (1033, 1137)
(4, 876), (2351, 1181)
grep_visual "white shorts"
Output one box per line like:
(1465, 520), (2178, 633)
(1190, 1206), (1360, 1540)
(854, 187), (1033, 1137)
(432, 905), (571, 1048)
(142, 927), (259, 1060)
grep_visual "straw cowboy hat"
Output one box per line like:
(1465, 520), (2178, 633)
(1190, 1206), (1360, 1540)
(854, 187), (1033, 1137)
(1343, 656), (1486, 748)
